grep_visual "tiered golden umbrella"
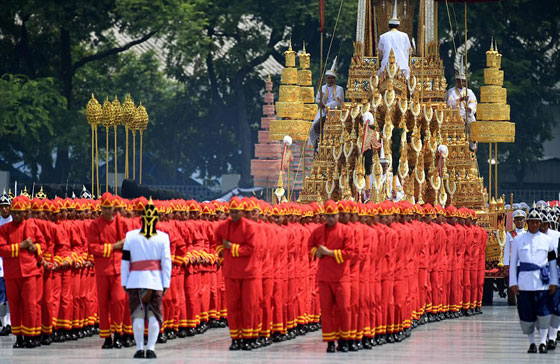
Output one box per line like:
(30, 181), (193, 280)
(86, 94), (102, 197)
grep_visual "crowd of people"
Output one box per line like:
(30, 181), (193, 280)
(0, 189), (490, 355)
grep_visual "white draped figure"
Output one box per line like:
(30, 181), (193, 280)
(377, 0), (412, 78)
(446, 58), (478, 151)
(308, 57), (345, 147)
(375, 141), (405, 202)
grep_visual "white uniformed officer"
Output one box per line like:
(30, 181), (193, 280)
(510, 206), (558, 354)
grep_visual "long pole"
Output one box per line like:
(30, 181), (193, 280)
(464, 1), (468, 89)
(95, 127), (100, 198)
(114, 126), (118, 194)
(132, 130), (136, 181)
(494, 143), (498, 200)
(319, 32), (324, 144)
(488, 143), (492, 204)
(139, 131), (143, 185)
(105, 127), (109, 193)
(125, 127), (129, 179)
(91, 125), (95, 196)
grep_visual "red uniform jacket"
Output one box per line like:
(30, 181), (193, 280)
(0, 219), (46, 278)
(214, 217), (258, 279)
(308, 222), (355, 282)
(87, 214), (127, 276)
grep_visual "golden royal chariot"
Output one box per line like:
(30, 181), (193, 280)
(268, 0), (515, 278)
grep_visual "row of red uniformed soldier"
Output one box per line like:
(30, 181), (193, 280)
(0, 192), (487, 354)
(213, 196), (488, 352)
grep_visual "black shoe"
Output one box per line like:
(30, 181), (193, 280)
(241, 340), (252, 351)
(336, 339), (349, 352)
(24, 337), (37, 348)
(355, 340), (363, 350)
(54, 331), (65, 343)
(123, 335), (133, 347)
(186, 327), (196, 337)
(271, 332), (282, 343)
(375, 336), (384, 346)
(326, 341), (336, 353)
(394, 332), (404, 342)
(112, 334), (123, 349)
(539, 343), (548, 353)
(370, 337), (377, 347)
(229, 339), (241, 351)
(157, 332), (167, 344)
(78, 329), (85, 339)
(263, 337), (272, 347)
(0, 326), (9, 336)
(251, 338), (261, 349)
(41, 334), (52, 346)
(387, 333), (395, 343)
(13, 335), (25, 348)
(178, 328), (188, 338)
(527, 343), (537, 353)
(145, 350), (157, 358)
(362, 337), (372, 350)
(133, 350), (145, 358)
(101, 337), (113, 349)
(547, 339), (557, 350)
(64, 331), (72, 341)
(70, 329), (79, 341)
(405, 328), (412, 338)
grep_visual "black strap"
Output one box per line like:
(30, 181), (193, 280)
(122, 249), (130, 261)
(549, 250), (557, 262)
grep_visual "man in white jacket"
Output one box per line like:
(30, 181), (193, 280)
(121, 198), (171, 359)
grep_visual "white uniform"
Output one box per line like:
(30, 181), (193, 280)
(121, 229), (172, 291)
(377, 29), (412, 78)
(308, 84), (345, 146)
(446, 87), (477, 122)
(0, 215), (11, 327)
(504, 228), (526, 266)
(509, 231), (558, 291)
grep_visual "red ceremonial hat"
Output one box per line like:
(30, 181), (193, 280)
(134, 196), (148, 211)
(31, 198), (43, 212)
(100, 192), (114, 208)
(229, 196), (244, 211)
(446, 205), (459, 217)
(423, 203), (434, 215)
(11, 196), (29, 211)
(324, 200), (338, 215)
(187, 200), (200, 212)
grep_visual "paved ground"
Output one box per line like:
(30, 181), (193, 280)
(0, 302), (557, 363)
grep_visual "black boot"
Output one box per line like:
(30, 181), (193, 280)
(101, 337), (113, 349)
(355, 339), (363, 350)
(145, 349), (157, 358)
(241, 339), (252, 351)
(41, 334), (52, 346)
(362, 337), (372, 349)
(229, 339), (241, 351)
(53, 330), (65, 343)
(387, 333), (395, 343)
(13, 335), (25, 348)
(547, 339), (557, 350)
(112, 334), (123, 348)
(123, 334), (134, 347)
(186, 327), (196, 337)
(24, 336), (37, 348)
(251, 338), (261, 349)
(370, 337), (377, 347)
(539, 343), (548, 354)
(527, 343), (537, 353)
(157, 332), (167, 344)
(70, 329), (79, 341)
(133, 350), (145, 358)
(178, 328), (188, 338)
(326, 341), (336, 353)
(336, 339), (349, 352)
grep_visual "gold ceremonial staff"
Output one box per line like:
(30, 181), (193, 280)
(86, 94), (102, 198)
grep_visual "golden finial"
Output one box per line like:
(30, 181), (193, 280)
(288, 38), (293, 52)
(112, 95), (123, 127)
(490, 37), (494, 52)
(86, 93), (102, 126)
(136, 102), (149, 132)
(494, 39), (498, 54)
(302, 41), (306, 54)
(267, 73), (271, 82)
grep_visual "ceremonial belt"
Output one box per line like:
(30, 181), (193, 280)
(130, 260), (161, 271)
(519, 262), (550, 285)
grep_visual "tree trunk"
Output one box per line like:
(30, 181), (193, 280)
(234, 81), (253, 187)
